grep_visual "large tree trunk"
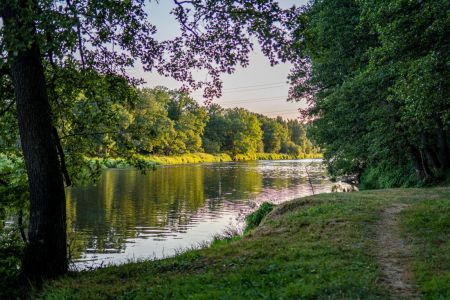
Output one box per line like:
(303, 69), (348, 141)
(2, 5), (68, 280)
(409, 146), (429, 180)
(436, 127), (450, 171)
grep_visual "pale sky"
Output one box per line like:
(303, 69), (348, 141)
(131, 0), (309, 119)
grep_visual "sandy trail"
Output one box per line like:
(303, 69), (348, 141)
(375, 203), (419, 299)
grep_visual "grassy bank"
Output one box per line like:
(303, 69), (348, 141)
(87, 152), (323, 169)
(233, 152), (323, 161)
(38, 187), (449, 299)
(134, 153), (233, 165)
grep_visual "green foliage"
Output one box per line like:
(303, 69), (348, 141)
(225, 108), (264, 155)
(0, 227), (24, 299)
(1, 80), (321, 193)
(261, 118), (287, 153)
(135, 153), (233, 165)
(0, 153), (28, 217)
(360, 163), (418, 190)
(244, 202), (275, 233)
(203, 105), (320, 158)
(0, 0), (319, 282)
(291, 0), (450, 187)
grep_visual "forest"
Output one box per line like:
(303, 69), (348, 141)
(0, 0), (449, 298)
(1, 85), (319, 187)
(289, 0), (449, 188)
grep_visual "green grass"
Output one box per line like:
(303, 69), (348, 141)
(86, 152), (323, 169)
(244, 202), (276, 234)
(400, 198), (450, 299)
(37, 187), (450, 299)
(135, 153), (233, 165)
(234, 152), (322, 161)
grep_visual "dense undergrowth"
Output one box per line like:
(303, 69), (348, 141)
(35, 187), (449, 299)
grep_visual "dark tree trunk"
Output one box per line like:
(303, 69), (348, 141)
(2, 5), (68, 280)
(409, 146), (428, 180)
(421, 132), (442, 176)
(436, 127), (450, 170)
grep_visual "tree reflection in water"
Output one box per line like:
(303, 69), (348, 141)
(66, 160), (332, 269)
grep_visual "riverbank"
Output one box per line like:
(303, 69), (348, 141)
(38, 187), (449, 299)
(87, 152), (323, 168)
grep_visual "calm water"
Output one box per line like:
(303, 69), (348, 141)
(67, 159), (332, 269)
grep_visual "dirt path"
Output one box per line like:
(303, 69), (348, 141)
(375, 203), (419, 299)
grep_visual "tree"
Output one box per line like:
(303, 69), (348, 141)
(166, 91), (207, 154)
(289, 0), (450, 187)
(203, 104), (227, 153)
(260, 117), (287, 153)
(129, 88), (178, 155)
(225, 108), (263, 155)
(1, 1), (68, 279)
(0, 0), (296, 280)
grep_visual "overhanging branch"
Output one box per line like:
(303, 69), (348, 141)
(52, 126), (72, 187)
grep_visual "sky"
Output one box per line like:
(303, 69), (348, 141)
(131, 0), (309, 119)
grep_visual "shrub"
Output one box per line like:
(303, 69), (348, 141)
(0, 227), (24, 299)
(244, 202), (276, 233)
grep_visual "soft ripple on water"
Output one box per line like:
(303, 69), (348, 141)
(67, 159), (332, 270)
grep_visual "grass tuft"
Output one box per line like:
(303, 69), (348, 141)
(244, 202), (276, 234)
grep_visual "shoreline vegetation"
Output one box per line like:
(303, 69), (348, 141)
(1, 0), (448, 295)
(37, 187), (450, 299)
(86, 152), (324, 169)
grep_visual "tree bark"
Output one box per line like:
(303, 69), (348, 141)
(2, 4), (68, 280)
(409, 146), (428, 180)
(435, 127), (450, 171)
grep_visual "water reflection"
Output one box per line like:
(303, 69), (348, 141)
(67, 159), (332, 269)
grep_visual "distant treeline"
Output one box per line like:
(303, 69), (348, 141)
(74, 87), (319, 159)
(0, 85), (319, 207)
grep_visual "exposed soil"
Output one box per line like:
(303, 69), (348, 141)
(375, 203), (419, 299)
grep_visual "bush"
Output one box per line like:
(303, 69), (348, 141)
(0, 227), (24, 299)
(244, 202), (276, 233)
(360, 163), (419, 189)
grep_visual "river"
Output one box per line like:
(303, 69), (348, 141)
(67, 159), (333, 270)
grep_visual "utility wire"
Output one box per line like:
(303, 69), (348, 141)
(192, 81), (288, 95)
(220, 84), (287, 94)
(222, 81), (286, 91)
(220, 96), (287, 105)
(262, 109), (301, 114)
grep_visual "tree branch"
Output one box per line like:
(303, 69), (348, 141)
(52, 126), (72, 187)
(173, 0), (200, 39)
(18, 209), (28, 243)
(60, 130), (130, 139)
(66, 0), (85, 68)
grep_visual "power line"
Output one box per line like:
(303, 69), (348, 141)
(222, 81), (287, 91)
(192, 81), (289, 95)
(262, 109), (301, 114)
(221, 84), (288, 94)
(220, 96), (288, 105)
